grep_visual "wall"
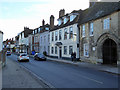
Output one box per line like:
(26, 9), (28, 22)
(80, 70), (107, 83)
(0, 33), (3, 51)
(50, 24), (79, 59)
(79, 11), (120, 64)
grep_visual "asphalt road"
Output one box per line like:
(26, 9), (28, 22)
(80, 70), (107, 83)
(7, 54), (119, 88)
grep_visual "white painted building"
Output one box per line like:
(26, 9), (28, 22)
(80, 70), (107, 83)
(0, 31), (3, 51)
(50, 9), (82, 60)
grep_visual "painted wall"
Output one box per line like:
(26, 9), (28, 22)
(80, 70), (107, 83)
(50, 24), (79, 59)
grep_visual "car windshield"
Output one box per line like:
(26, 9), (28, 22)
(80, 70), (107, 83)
(21, 54), (27, 56)
(38, 54), (44, 57)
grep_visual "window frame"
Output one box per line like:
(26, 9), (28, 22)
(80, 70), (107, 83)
(69, 46), (73, 55)
(84, 43), (89, 57)
(64, 46), (67, 55)
(82, 25), (85, 37)
(64, 28), (67, 40)
(90, 22), (94, 36)
(69, 27), (73, 39)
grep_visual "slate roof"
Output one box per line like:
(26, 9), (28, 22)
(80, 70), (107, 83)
(50, 9), (83, 31)
(78, 2), (120, 25)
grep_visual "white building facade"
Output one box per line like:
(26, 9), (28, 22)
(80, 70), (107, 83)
(49, 9), (82, 60)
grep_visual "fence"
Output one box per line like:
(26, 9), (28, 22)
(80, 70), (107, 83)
(0, 50), (6, 67)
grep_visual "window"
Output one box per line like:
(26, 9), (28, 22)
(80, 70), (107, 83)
(59, 30), (62, 40)
(82, 25), (85, 37)
(35, 29), (37, 34)
(38, 28), (41, 32)
(44, 46), (46, 51)
(44, 36), (46, 42)
(70, 15), (76, 22)
(103, 18), (110, 30)
(45, 27), (49, 30)
(48, 34), (50, 42)
(84, 43), (89, 57)
(69, 46), (73, 55)
(69, 27), (73, 39)
(51, 47), (54, 54)
(90, 22), (94, 36)
(52, 32), (54, 41)
(58, 19), (62, 26)
(64, 17), (67, 24)
(55, 31), (58, 41)
(64, 28), (67, 40)
(64, 46), (67, 55)
(33, 31), (34, 34)
(55, 46), (57, 54)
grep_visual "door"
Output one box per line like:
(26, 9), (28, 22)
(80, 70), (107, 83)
(102, 39), (117, 65)
(59, 47), (62, 58)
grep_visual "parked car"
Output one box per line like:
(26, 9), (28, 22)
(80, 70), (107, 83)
(17, 53), (29, 62)
(6, 51), (11, 56)
(34, 53), (46, 61)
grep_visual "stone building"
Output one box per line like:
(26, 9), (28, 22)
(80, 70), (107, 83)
(78, 2), (120, 65)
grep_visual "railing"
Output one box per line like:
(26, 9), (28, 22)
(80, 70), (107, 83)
(0, 50), (6, 67)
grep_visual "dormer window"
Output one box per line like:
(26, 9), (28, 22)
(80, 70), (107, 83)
(64, 17), (67, 24)
(35, 29), (37, 34)
(45, 27), (49, 30)
(58, 19), (62, 26)
(70, 15), (76, 22)
(38, 28), (41, 32)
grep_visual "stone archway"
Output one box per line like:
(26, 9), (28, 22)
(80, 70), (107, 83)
(95, 33), (119, 65)
(102, 39), (117, 65)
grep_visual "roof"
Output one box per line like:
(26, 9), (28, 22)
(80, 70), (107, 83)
(0, 30), (3, 34)
(78, 2), (120, 25)
(50, 10), (82, 31)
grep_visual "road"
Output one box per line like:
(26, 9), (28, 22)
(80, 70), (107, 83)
(7, 54), (119, 88)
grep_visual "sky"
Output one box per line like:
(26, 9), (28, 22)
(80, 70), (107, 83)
(0, 0), (89, 41)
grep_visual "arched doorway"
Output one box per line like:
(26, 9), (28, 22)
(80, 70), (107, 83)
(102, 39), (117, 65)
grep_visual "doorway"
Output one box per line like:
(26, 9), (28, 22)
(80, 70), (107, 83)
(59, 47), (62, 58)
(102, 39), (117, 65)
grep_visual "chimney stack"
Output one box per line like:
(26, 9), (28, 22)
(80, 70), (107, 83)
(50, 15), (54, 30)
(59, 9), (65, 18)
(42, 19), (45, 26)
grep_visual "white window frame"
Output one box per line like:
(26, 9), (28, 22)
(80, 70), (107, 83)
(69, 46), (73, 55)
(69, 27), (73, 39)
(52, 32), (54, 41)
(55, 46), (57, 54)
(84, 43), (89, 57)
(55, 31), (58, 41)
(103, 18), (110, 30)
(90, 22), (94, 36)
(64, 28), (67, 40)
(64, 46), (67, 55)
(59, 30), (62, 40)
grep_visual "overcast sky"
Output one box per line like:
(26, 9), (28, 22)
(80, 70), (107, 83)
(0, 0), (89, 41)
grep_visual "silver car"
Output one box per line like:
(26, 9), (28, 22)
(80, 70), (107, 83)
(17, 53), (29, 62)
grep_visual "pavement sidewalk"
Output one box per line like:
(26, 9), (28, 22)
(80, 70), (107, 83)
(2, 58), (50, 88)
(45, 56), (119, 75)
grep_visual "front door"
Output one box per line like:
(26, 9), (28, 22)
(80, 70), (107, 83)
(102, 39), (117, 65)
(59, 47), (62, 58)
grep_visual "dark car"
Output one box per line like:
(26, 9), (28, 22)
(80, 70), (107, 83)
(34, 53), (46, 61)
(6, 51), (11, 56)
